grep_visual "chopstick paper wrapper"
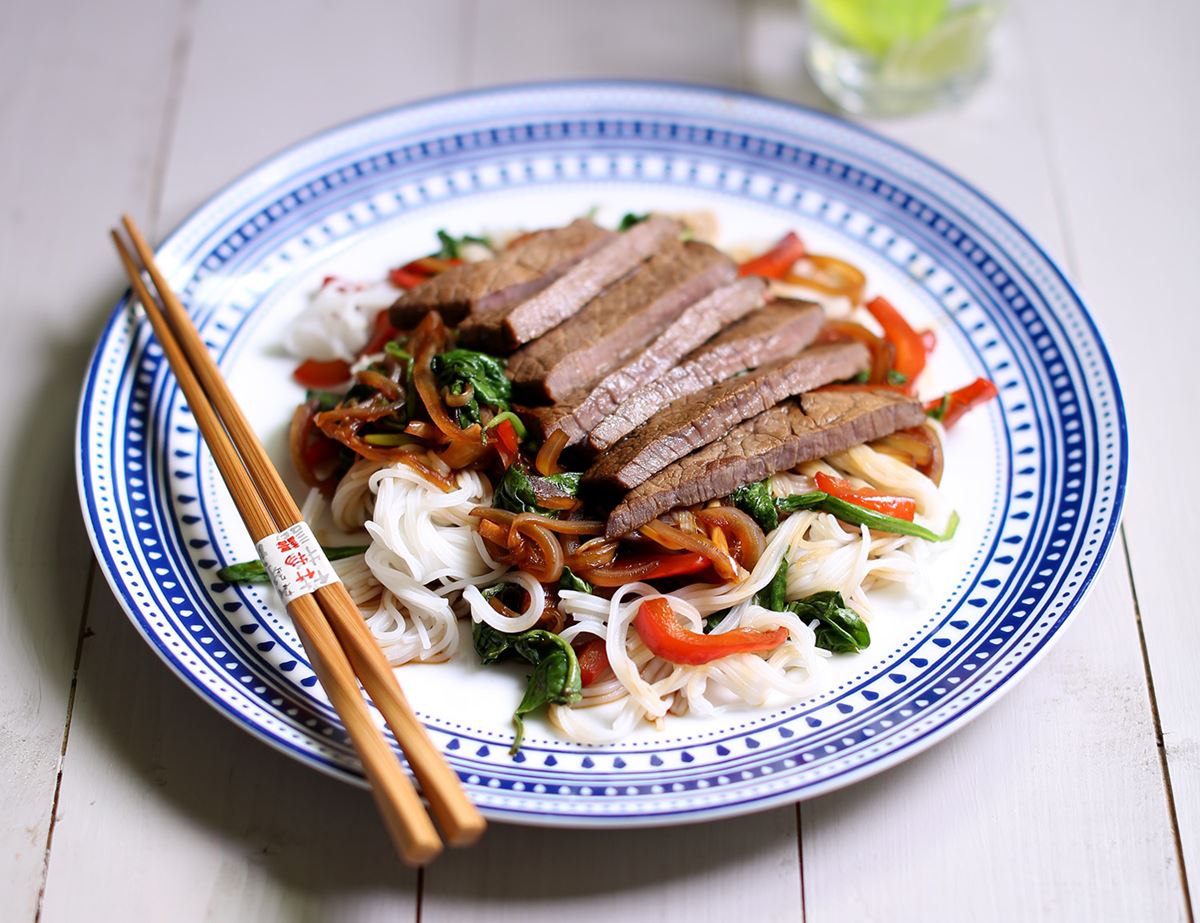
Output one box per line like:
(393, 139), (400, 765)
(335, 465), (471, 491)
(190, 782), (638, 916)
(255, 522), (340, 603)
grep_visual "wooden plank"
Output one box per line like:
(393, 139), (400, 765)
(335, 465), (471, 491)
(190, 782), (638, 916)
(41, 0), (463, 918)
(803, 563), (1186, 921)
(466, 0), (742, 86)
(1016, 0), (1200, 905)
(739, 4), (1189, 919)
(41, 590), (417, 923)
(156, 0), (468, 232)
(0, 0), (182, 917)
(423, 809), (802, 923)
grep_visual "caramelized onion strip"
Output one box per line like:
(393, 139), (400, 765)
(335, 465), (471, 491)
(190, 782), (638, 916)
(535, 429), (568, 476)
(640, 519), (739, 581)
(694, 506), (767, 570)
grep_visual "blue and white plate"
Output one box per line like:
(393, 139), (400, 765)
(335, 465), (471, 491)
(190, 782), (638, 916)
(77, 81), (1127, 827)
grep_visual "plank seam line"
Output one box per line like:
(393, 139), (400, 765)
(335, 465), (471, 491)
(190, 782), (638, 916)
(146, 0), (200, 235)
(415, 865), (425, 923)
(33, 563), (95, 923)
(36, 1), (197, 914)
(1123, 528), (1195, 922)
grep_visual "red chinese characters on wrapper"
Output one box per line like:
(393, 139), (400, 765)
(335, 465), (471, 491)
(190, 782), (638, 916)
(254, 521), (338, 603)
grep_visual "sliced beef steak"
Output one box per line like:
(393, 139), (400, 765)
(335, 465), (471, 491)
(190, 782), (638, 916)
(506, 239), (735, 402)
(604, 389), (926, 538)
(388, 218), (613, 327)
(456, 215), (682, 351)
(584, 342), (869, 492)
(531, 276), (767, 445)
(587, 299), (823, 453)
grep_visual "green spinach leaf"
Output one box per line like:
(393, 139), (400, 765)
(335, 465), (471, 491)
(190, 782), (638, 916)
(753, 558), (789, 611)
(787, 590), (871, 653)
(435, 229), (492, 260)
(559, 567), (593, 594)
(471, 620), (581, 754)
(493, 466), (582, 517)
(775, 491), (959, 542)
(730, 479), (779, 532)
(431, 348), (511, 428)
(617, 212), (648, 231)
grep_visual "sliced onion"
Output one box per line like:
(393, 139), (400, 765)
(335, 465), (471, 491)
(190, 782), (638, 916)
(816, 320), (895, 385)
(356, 368), (402, 401)
(640, 519), (738, 581)
(443, 381), (474, 408)
(438, 427), (488, 468)
(511, 520), (565, 584)
(510, 512), (605, 537)
(535, 429), (568, 476)
(536, 495), (582, 513)
(404, 420), (442, 441)
(289, 402), (319, 488)
(576, 557), (681, 587)
(411, 313), (469, 440)
(694, 506), (767, 570)
(565, 536), (619, 570)
(786, 255), (866, 304)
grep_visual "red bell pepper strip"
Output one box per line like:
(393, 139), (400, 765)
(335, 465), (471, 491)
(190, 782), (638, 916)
(814, 471), (917, 521)
(387, 266), (426, 289)
(491, 418), (520, 467)
(738, 231), (806, 280)
(301, 430), (340, 472)
(576, 637), (611, 687)
(866, 295), (926, 391)
(638, 552), (711, 580)
(293, 357), (352, 388)
(925, 377), (999, 429)
(633, 597), (789, 666)
(361, 309), (400, 356)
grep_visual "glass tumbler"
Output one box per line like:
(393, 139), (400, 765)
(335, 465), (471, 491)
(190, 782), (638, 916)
(804, 0), (1002, 116)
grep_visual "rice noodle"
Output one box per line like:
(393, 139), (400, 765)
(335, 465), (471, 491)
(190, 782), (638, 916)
(324, 463), (514, 664)
(283, 279), (397, 362)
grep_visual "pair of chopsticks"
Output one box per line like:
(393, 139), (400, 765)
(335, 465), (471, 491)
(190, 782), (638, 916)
(112, 216), (485, 865)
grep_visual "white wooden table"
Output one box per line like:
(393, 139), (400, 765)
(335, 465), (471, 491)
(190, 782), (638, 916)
(2, 0), (1194, 919)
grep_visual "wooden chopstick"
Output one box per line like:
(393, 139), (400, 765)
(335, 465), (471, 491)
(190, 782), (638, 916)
(112, 227), (460, 866)
(118, 216), (485, 848)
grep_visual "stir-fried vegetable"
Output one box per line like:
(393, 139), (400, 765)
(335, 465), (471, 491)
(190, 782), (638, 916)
(753, 559), (790, 611)
(739, 231), (806, 279)
(575, 637), (610, 687)
(618, 212), (648, 231)
(786, 254), (866, 303)
(814, 471), (917, 521)
(493, 466), (582, 517)
(866, 295), (927, 391)
(787, 591), (870, 653)
(435, 229), (492, 260)
(926, 377), (999, 428)
(486, 415), (522, 466)
(293, 357), (352, 388)
(633, 597), (790, 665)
(472, 620), (581, 754)
(431, 348), (512, 428)
(217, 545), (369, 584)
(559, 567), (593, 594)
(729, 479), (780, 532)
(776, 491), (958, 541)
